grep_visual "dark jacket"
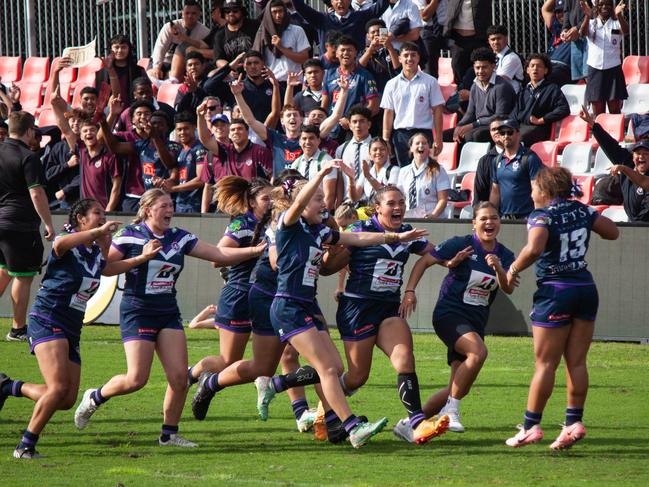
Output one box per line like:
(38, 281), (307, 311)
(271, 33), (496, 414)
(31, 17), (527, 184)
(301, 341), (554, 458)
(459, 75), (516, 127)
(510, 80), (570, 126)
(444, 0), (493, 38)
(44, 140), (80, 205)
(474, 145), (500, 204)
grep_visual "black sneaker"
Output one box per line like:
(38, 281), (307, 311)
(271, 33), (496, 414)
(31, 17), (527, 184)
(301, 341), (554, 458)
(6, 328), (27, 342)
(191, 372), (216, 420)
(0, 373), (11, 412)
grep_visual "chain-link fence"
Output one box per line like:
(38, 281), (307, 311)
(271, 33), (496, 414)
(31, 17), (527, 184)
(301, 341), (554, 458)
(1, 0), (647, 60)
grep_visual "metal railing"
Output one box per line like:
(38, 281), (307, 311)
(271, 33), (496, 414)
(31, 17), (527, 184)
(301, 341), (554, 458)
(1, 0), (647, 60)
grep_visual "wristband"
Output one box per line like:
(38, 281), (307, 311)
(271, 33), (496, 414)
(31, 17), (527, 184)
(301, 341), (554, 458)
(404, 289), (415, 294)
(384, 232), (399, 244)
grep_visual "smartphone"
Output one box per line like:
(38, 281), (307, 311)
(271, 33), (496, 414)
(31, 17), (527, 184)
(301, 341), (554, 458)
(379, 28), (388, 37)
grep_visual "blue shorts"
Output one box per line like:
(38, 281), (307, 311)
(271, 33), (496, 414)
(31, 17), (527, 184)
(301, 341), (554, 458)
(530, 282), (599, 328)
(336, 295), (400, 341)
(248, 286), (276, 336)
(120, 303), (184, 342)
(27, 313), (82, 365)
(270, 297), (326, 342)
(433, 313), (485, 365)
(215, 284), (252, 334)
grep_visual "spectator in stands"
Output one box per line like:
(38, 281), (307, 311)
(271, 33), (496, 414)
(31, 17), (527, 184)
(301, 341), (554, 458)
(0, 112), (54, 342)
(628, 114), (649, 143)
(414, 0), (447, 78)
(541, 0), (572, 86)
(336, 105), (373, 193)
(213, 0), (260, 68)
(397, 132), (450, 218)
(322, 31), (342, 70)
(474, 117), (505, 204)
(510, 53), (570, 146)
(77, 86), (99, 117)
(97, 34), (147, 105)
(239, 51), (282, 135)
(0, 83), (21, 121)
(443, 47), (516, 144)
(291, 125), (338, 209)
(183, 3), (227, 61)
(233, 75), (349, 177)
(282, 0), (318, 53)
(444, 0), (492, 84)
(253, 0), (310, 85)
(489, 119), (542, 219)
(486, 24), (524, 94)
(359, 19), (400, 93)
(579, 0), (628, 116)
(0, 120), (8, 143)
(51, 92), (122, 211)
(305, 106), (339, 157)
(322, 35), (380, 140)
(201, 51), (247, 108)
(44, 109), (86, 209)
(351, 136), (401, 202)
(582, 108), (649, 222)
(292, 0), (394, 56)
(158, 112), (208, 214)
(209, 113), (232, 146)
(101, 100), (179, 212)
(560, 0), (590, 81)
(114, 78), (175, 132)
(174, 52), (210, 114)
(381, 42), (445, 167)
(284, 59), (325, 114)
(381, 0), (424, 52)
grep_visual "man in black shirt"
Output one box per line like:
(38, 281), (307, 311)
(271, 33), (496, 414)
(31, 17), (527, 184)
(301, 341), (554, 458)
(0, 112), (54, 341)
(213, 0), (260, 67)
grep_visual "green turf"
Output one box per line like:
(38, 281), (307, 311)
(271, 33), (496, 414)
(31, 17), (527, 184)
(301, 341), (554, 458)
(1, 322), (648, 486)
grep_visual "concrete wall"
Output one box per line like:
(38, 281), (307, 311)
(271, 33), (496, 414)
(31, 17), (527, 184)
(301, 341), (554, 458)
(2, 214), (648, 342)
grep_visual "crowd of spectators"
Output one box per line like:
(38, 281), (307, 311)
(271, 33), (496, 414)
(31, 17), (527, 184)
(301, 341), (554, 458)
(1, 0), (648, 225)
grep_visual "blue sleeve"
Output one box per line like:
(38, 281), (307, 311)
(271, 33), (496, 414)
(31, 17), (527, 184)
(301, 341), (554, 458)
(430, 236), (467, 261)
(178, 228), (199, 254)
(224, 216), (252, 243)
(527, 209), (551, 230)
(528, 153), (542, 180)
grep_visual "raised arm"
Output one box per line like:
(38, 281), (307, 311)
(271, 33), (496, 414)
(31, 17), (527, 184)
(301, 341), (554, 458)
(196, 101), (221, 153)
(263, 71), (282, 129)
(53, 221), (121, 258)
(230, 75), (269, 141)
(50, 87), (78, 151)
(319, 76), (350, 138)
(188, 239), (266, 265)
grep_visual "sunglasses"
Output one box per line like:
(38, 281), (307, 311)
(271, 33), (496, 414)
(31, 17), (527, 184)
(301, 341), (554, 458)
(223, 8), (241, 14)
(206, 105), (220, 111)
(498, 129), (515, 136)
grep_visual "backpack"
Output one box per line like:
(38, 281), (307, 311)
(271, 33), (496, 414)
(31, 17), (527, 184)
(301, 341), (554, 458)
(591, 175), (623, 205)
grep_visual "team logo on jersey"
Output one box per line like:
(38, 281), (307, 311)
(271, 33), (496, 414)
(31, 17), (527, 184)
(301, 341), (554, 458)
(463, 270), (498, 306)
(637, 187), (644, 195)
(94, 160), (102, 168)
(172, 242), (179, 250)
(424, 188), (430, 195)
(266, 89), (273, 96)
(419, 95), (424, 102)
(229, 220), (243, 232)
(512, 161), (520, 171)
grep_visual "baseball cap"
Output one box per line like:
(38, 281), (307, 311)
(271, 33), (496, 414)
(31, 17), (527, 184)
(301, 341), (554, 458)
(222, 0), (244, 11)
(554, 0), (565, 12)
(496, 119), (520, 131)
(210, 114), (230, 124)
(631, 141), (649, 152)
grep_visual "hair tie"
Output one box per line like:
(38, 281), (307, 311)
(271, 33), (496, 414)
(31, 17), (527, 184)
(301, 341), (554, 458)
(63, 223), (74, 232)
(282, 179), (296, 197)
(570, 179), (582, 198)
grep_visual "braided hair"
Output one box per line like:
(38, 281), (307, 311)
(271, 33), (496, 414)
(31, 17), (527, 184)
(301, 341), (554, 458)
(64, 198), (99, 232)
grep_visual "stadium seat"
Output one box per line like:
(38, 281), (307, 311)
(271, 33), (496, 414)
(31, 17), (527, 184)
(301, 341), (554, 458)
(0, 56), (21, 84)
(591, 204), (609, 213)
(72, 57), (103, 88)
(439, 84), (457, 101)
(436, 142), (458, 171)
(19, 57), (50, 85)
(71, 83), (91, 108)
(591, 113), (624, 148)
(592, 147), (614, 176)
(530, 141), (559, 167)
(459, 205), (474, 219)
(622, 84), (649, 115)
(447, 142), (490, 183)
(622, 56), (649, 85)
(137, 57), (151, 70)
(18, 82), (43, 114)
(156, 83), (180, 106)
(443, 112), (457, 130)
(37, 108), (57, 127)
(560, 142), (593, 175)
(450, 172), (475, 210)
(601, 205), (629, 222)
(561, 84), (586, 115)
(42, 83), (71, 109)
(50, 57), (77, 85)
(438, 57), (454, 85)
(556, 115), (590, 149)
(572, 175), (594, 205)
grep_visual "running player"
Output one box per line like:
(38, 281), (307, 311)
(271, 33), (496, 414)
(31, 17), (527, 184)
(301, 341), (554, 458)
(320, 185), (451, 444)
(187, 177), (272, 386)
(397, 202), (517, 439)
(504, 167), (618, 449)
(1, 199), (120, 458)
(73, 189), (265, 447)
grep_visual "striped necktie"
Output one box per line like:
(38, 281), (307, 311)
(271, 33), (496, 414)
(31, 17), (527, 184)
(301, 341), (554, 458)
(354, 142), (362, 180)
(408, 171), (417, 210)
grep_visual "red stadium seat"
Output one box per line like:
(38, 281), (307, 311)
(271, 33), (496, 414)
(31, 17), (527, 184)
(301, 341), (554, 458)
(156, 83), (180, 107)
(439, 84), (457, 101)
(591, 114), (624, 148)
(0, 56), (22, 83)
(556, 115), (590, 149)
(572, 175), (594, 205)
(42, 83), (71, 109)
(622, 56), (649, 84)
(72, 57), (103, 88)
(591, 204), (609, 213)
(50, 57), (77, 85)
(37, 108), (58, 127)
(71, 83), (91, 109)
(530, 141), (559, 168)
(436, 142), (458, 171)
(18, 82), (43, 114)
(137, 57), (151, 70)
(443, 112), (457, 130)
(19, 57), (50, 85)
(451, 172), (475, 210)
(438, 57), (454, 85)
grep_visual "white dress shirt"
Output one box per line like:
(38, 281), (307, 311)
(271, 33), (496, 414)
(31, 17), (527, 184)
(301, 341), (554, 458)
(397, 161), (451, 217)
(586, 18), (624, 70)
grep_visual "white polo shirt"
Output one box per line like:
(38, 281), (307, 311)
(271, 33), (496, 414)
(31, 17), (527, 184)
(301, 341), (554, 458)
(397, 161), (451, 217)
(380, 70), (445, 130)
(380, 0), (425, 50)
(586, 18), (624, 70)
(496, 46), (524, 94)
(358, 163), (401, 200)
(290, 149), (336, 181)
(264, 24), (311, 82)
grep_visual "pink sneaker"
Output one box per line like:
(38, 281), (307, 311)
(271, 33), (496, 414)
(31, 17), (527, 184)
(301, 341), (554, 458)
(549, 422), (586, 450)
(505, 425), (544, 448)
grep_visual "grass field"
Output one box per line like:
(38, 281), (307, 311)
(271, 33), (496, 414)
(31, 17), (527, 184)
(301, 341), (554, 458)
(1, 321), (648, 486)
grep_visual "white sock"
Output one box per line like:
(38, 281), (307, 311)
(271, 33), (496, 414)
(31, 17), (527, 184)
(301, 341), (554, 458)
(442, 396), (461, 412)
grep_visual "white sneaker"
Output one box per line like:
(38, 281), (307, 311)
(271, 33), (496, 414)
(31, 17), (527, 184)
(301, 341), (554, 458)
(74, 389), (99, 430)
(392, 418), (414, 444)
(440, 408), (465, 433)
(296, 408), (317, 432)
(159, 434), (198, 448)
(13, 447), (44, 459)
